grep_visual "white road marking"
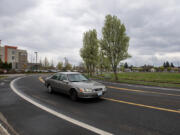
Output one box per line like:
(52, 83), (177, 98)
(10, 77), (113, 135)
(0, 123), (11, 135)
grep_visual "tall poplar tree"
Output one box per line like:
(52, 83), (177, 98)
(100, 15), (131, 80)
(80, 29), (98, 76)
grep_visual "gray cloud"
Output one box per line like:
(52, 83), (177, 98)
(0, 0), (38, 17)
(0, 0), (180, 66)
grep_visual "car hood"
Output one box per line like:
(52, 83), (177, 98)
(71, 80), (105, 89)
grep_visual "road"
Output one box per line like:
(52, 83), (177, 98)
(0, 74), (180, 135)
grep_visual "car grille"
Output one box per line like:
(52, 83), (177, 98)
(94, 88), (103, 91)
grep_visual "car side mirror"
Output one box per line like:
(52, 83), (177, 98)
(62, 80), (69, 84)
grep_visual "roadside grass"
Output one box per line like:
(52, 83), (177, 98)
(0, 76), (6, 79)
(92, 72), (180, 88)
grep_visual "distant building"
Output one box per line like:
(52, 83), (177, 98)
(124, 68), (132, 72)
(0, 45), (28, 70)
(150, 68), (156, 72)
(27, 63), (41, 70)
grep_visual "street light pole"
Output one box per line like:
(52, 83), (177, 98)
(34, 52), (38, 64)
(34, 52), (38, 70)
(0, 40), (2, 62)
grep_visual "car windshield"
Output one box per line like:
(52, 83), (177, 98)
(68, 74), (88, 82)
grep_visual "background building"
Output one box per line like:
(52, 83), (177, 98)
(0, 44), (28, 70)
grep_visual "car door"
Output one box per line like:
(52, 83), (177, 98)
(57, 74), (70, 94)
(55, 74), (65, 93)
(50, 74), (59, 91)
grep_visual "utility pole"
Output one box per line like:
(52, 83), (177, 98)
(0, 40), (2, 62)
(34, 52), (38, 70)
(34, 52), (38, 64)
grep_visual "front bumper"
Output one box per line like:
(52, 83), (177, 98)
(78, 91), (106, 98)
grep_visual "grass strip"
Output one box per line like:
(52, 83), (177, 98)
(91, 72), (180, 89)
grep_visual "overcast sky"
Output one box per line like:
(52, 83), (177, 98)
(0, 0), (180, 66)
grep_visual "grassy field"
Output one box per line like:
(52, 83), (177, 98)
(93, 72), (180, 88)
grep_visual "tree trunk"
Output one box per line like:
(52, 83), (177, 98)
(90, 65), (92, 77)
(87, 65), (90, 77)
(113, 68), (118, 80)
(100, 67), (103, 75)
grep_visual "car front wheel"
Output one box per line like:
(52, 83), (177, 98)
(70, 90), (78, 101)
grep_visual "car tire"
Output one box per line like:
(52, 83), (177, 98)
(47, 85), (53, 94)
(70, 90), (78, 101)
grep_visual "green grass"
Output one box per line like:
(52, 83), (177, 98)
(0, 76), (6, 79)
(93, 72), (180, 88)
(117, 72), (180, 84)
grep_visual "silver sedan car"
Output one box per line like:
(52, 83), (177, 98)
(45, 72), (107, 100)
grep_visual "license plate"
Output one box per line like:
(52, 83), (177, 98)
(97, 91), (102, 96)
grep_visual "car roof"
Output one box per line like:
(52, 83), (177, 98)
(57, 72), (81, 75)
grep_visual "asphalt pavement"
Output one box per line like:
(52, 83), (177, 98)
(0, 74), (180, 135)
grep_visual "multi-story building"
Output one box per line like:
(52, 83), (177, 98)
(0, 45), (28, 70)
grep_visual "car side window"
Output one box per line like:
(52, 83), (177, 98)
(51, 74), (58, 80)
(60, 74), (67, 81)
(57, 74), (62, 80)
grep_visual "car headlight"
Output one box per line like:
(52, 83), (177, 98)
(80, 88), (93, 93)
